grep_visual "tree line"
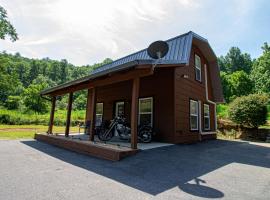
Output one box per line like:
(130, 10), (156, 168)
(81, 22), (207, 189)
(0, 52), (112, 112)
(218, 43), (270, 102)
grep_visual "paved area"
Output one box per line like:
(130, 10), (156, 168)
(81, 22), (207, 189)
(0, 139), (269, 200)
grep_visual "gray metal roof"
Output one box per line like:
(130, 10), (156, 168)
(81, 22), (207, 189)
(92, 31), (196, 75)
(41, 31), (216, 96)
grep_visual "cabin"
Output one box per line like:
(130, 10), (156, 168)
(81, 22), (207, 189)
(39, 31), (223, 155)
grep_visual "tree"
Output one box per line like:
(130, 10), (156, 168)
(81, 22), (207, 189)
(220, 71), (253, 102)
(5, 95), (21, 110)
(22, 83), (48, 113)
(229, 71), (253, 99)
(73, 94), (87, 110)
(250, 42), (270, 94)
(218, 47), (253, 74)
(0, 6), (18, 41)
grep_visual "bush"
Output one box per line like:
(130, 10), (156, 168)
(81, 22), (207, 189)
(5, 96), (21, 110)
(228, 94), (269, 128)
(0, 109), (85, 126)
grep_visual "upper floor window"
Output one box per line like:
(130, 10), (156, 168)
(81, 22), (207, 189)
(190, 100), (199, 131)
(195, 54), (202, 81)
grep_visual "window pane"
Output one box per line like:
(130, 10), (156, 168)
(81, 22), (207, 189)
(139, 98), (152, 113)
(195, 55), (201, 69)
(190, 116), (198, 130)
(139, 114), (152, 126)
(190, 101), (198, 115)
(96, 103), (103, 115)
(204, 118), (210, 130)
(196, 68), (201, 81)
(116, 102), (124, 117)
(95, 114), (102, 126)
(204, 105), (209, 116)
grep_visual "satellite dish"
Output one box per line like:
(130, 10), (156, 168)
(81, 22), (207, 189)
(147, 40), (169, 59)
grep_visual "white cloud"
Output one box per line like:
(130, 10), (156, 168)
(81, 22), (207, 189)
(0, 0), (269, 64)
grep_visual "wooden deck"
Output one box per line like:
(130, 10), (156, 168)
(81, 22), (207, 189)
(34, 133), (139, 161)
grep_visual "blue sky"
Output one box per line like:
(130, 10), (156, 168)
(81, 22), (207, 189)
(0, 0), (270, 65)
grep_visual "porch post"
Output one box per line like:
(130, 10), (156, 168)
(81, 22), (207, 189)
(48, 96), (56, 134)
(85, 89), (92, 134)
(131, 77), (140, 149)
(89, 87), (96, 141)
(65, 92), (73, 137)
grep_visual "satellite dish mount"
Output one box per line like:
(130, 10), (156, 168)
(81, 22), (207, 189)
(147, 40), (169, 70)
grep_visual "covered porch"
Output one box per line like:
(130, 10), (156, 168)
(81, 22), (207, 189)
(39, 62), (175, 160)
(44, 66), (153, 147)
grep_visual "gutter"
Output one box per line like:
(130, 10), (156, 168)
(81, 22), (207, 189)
(199, 64), (217, 136)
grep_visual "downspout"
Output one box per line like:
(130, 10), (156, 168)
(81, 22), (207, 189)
(200, 64), (217, 135)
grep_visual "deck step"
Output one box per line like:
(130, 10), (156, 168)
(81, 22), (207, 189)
(34, 133), (138, 161)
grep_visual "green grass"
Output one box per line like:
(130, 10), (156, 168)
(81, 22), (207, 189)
(0, 125), (80, 139)
(0, 109), (86, 126)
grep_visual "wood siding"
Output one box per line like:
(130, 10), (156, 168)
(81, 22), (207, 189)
(95, 68), (175, 143)
(174, 45), (216, 143)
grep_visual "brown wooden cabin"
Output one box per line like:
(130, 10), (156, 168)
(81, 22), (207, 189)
(41, 31), (224, 149)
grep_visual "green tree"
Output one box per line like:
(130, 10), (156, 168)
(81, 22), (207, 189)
(250, 42), (270, 94)
(5, 95), (21, 110)
(229, 71), (253, 99)
(73, 94), (87, 110)
(220, 71), (253, 102)
(218, 47), (253, 74)
(22, 83), (48, 113)
(0, 6), (18, 41)
(60, 59), (69, 83)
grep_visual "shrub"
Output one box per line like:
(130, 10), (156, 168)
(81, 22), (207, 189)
(5, 96), (21, 110)
(228, 94), (269, 128)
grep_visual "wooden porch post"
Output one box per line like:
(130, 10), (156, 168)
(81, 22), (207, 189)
(85, 89), (92, 135)
(48, 96), (56, 134)
(131, 77), (140, 149)
(89, 87), (96, 141)
(65, 92), (73, 137)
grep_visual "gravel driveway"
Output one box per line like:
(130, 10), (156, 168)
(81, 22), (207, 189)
(0, 139), (269, 200)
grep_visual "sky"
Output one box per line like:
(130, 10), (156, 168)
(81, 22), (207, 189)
(0, 0), (270, 66)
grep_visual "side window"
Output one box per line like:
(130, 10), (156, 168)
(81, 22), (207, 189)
(95, 103), (103, 126)
(139, 97), (153, 126)
(204, 104), (210, 130)
(190, 100), (199, 131)
(195, 54), (202, 81)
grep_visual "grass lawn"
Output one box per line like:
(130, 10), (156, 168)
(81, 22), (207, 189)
(0, 125), (80, 139)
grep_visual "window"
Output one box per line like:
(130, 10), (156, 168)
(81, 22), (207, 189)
(204, 104), (210, 130)
(115, 101), (124, 117)
(195, 54), (201, 81)
(190, 100), (199, 130)
(95, 103), (103, 126)
(139, 97), (153, 126)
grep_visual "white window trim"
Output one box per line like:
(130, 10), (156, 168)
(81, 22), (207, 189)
(138, 97), (153, 126)
(195, 54), (202, 81)
(190, 100), (199, 131)
(204, 104), (210, 130)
